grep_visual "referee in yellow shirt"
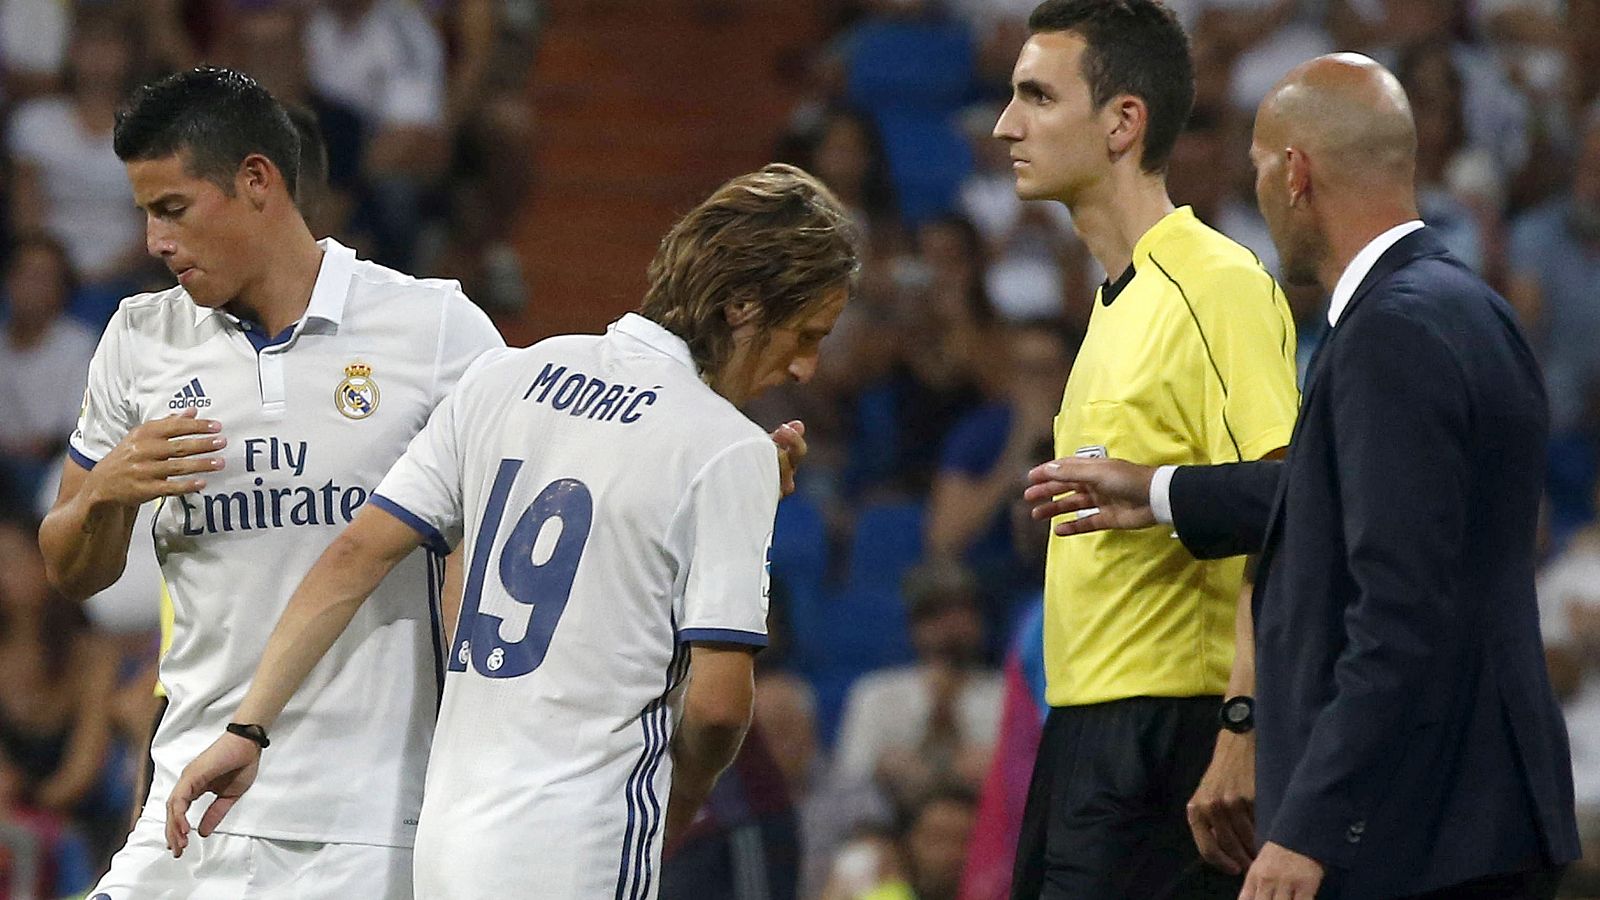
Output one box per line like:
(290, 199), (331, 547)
(996, 3), (1299, 898)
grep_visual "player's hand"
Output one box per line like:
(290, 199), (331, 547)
(1024, 457), (1157, 535)
(84, 409), (225, 509)
(165, 731), (261, 858)
(1188, 730), (1256, 874)
(1240, 842), (1324, 900)
(771, 420), (807, 497)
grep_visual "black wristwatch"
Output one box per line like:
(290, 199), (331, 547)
(1218, 696), (1255, 734)
(226, 722), (271, 749)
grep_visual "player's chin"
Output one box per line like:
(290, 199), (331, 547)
(1011, 177), (1050, 202)
(186, 285), (229, 308)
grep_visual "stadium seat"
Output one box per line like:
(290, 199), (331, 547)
(799, 500), (925, 743)
(843, 17), (979, 225)
(846, 499), (925, 593)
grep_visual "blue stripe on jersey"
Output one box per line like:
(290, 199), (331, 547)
(677, 627), (769, 648)
(66, 445), (100, 471)
(425, 550), (446, 703)
(634, 647), (693, 899)
(369, 493), (451, 555)
(616, 700), (657, 900)
(632, 700), (669, 900)
(616, 638), (690, 899)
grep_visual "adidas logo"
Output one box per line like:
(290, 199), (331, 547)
(168, 377), (213, 410)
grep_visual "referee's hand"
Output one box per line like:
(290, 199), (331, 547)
(1024, 457), (1157, 535)
(1188, 730), (1256, 874)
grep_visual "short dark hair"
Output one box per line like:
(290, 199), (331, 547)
(1028, 0), (1195, 173)
(114, 67), (301, 198)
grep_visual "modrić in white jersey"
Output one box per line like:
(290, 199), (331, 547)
(166, 163), (861, 899)
(38, 68), (504, 899)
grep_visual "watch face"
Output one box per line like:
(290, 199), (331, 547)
(1220, 697), (1254, 732)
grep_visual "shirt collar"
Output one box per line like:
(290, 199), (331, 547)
(609, 312), (699, 373)
(192, 237), (359, 331)
(1327, 220), (1425, 326)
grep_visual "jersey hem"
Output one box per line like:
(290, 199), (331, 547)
(1044, 687), (1230, 708)
(136, 811), (417, 850)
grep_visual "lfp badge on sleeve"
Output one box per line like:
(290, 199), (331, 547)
(335, 362), (381, 420)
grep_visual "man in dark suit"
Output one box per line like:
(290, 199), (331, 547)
(1024, 54), (1580, 899)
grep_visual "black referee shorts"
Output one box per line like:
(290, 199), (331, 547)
(1011, 695), (1244, 900)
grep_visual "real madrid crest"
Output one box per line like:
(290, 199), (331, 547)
(335, 362), (380, 420)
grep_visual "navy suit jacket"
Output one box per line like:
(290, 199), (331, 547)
(1169, 228), (1580, 897)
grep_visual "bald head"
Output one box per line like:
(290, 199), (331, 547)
(1257, 53), (1417, 188)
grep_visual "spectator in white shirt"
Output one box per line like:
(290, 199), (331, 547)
(304, 0), (450, 268)
(6, 13), (148, 313)
(832, 561), (1003, 806)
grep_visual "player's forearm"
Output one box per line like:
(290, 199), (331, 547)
(233, 524), (409, 729)
(38, 490), (138, 601)
(665, 718), (748, 844)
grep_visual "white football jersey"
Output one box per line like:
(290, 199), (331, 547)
(373, 313), (777, 899)
(69, 239), (504, 847)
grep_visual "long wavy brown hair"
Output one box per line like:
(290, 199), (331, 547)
(640, 163), (861, 378)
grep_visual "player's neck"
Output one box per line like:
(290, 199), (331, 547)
(232, 224), (325, 337)
(1065, 171), (1175, 281)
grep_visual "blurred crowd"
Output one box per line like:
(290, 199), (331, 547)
(0, 0), (1598, 898)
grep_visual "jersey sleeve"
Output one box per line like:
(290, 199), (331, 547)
(431, 287), (505, 407)
(1186, 261), (1301, 461)
(673, 436), (782, 647)
(371, 366), (477, 555)
(68, 306), (138, 469)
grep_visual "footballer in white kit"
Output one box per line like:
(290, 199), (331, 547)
(166, 165), (860, 899)
(39, 69), (502, 899)
(389, 314), (780, 897)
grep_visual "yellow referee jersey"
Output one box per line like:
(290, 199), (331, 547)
(155, 578), (173, 699)
(1044, 206), (1298, 707)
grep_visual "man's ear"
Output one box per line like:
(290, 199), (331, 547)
(238, 153), (278, 211)
(1105, 94), (1148, 163)
(1285, 146), (1311, 208)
